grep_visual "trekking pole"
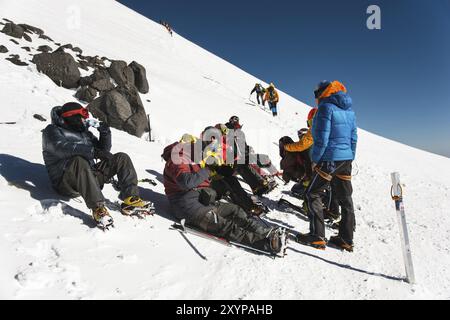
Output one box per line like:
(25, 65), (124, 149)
(147, 114), (155, 142)
(391, 172), (416, 284)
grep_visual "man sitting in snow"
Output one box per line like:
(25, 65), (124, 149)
(41, 102), (151, 229)
(162, 134), (286, 256)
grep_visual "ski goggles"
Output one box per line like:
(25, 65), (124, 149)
(61, 107), (89, 119)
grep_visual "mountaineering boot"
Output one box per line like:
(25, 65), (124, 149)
(328, 235), (353, 252)
(92, 205), (114, 231)
(296, 233), (327, 250)
(248, 196), (269, 216)
(268, 228), (288, 257)
(120, 196), (156, 217)
(253, 178), (277, 196)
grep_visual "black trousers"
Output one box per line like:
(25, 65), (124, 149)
(57, 153), (139, 209)
(305, 160), (355, 243)
(211, 176), (255, 213)
(235, 164), (265, 192)
(256, 93), (265, 106)
(188, 203), (272, 251)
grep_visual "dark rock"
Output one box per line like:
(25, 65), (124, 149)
(5, 54), (28, 66)
(18, 24), (44, 35)
(1, 22), (24, 39)
(78, 60), (90, 71)
(84, 67), (115, 92)
(108, 60), (134, 87)
(33, 114), (47, 122)
(91, 67), (110, 82)
(91, 78), (115, 92)
(79, 76), (93, 86)
(88, 84), (149, 137)
(32, 51), (81, 89)
(75, 86), (98, 103)
(39, 34), (54, 42)
(72, 47), (82, 54)
(9, 39), (19, 45)
(3, 18), (14, 23)
(23, 33), (32, 42)
(0, 45), (8, 53)
(129, 61), (149, 94)
(54, 42), (60, 46)
(21, 46), (31, 52)
(37, 45), (52, 53)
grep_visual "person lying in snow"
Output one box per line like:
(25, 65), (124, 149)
(162, 134), (285, 256)
(42, 102), (152, 230)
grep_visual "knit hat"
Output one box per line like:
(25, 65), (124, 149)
(60, 102), (88, 119)
(314, 81), (332, 99)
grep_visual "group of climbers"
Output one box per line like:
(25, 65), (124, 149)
(250, 83), (280, 117)
(40, 79), (356, 255)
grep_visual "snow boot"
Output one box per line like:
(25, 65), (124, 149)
(268, 228), (288, 257)
(120, 196), (155, 217)
(296, 233), (327, 250)
(328, 236), (353, 252)
(92, 205), (114, 231)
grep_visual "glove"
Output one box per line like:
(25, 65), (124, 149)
(215, 165), (234, 177)
(94, 148), (113, 161)
(97, 121), (110, 134)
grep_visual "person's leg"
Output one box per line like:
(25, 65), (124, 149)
(235, 164), (265, 192)
(334, 161), (355, 243)
(190, 203), (272, 251)
(96, 152), (139, 200)
(211, 177), (254, 213)
(256, 93), (261, 105)
(304, 163), (330, 239)
(58, 156), (105, 209)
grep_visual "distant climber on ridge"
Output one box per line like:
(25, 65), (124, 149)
(264, 83), (280, 117)
(250, 83), (266, 107)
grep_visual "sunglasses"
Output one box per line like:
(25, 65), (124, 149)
(61, 108), (89, 119)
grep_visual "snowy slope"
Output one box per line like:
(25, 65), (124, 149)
(1, 0), (449, 300)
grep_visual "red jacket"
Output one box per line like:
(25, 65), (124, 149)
(162, 142), (210, 197)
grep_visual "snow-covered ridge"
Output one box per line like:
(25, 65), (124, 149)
(0, 0), (449, 299)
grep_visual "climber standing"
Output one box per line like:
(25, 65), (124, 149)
(264, 83), (280, 117)
(250, 83), (266, 107)
(296, 81), (358, 252)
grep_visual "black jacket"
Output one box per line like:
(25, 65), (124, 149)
(42, 106), (111, 188)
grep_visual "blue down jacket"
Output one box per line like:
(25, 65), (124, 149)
(311, 91), (357, 163)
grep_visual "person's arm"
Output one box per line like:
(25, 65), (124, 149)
(250, 87), (256, 95)
(175, 167), (210, 190)
(351, 113), (358, 159)
(284, 130), (314, 152)
(311, 105), (332, 163)
(43, 125), (94, 160)
(275, 90), (280, 103)
(94, 122), (112, 152)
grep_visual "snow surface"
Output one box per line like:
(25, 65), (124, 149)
(1, 0), (450, 300)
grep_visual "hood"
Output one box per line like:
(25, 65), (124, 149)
(162, 142), (179, 162)
(50, 106), (65, 126)
(320, 92), (353, 111)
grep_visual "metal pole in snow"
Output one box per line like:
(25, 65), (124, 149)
(147, 114), (154, 142)
(391, 172), (416, 284)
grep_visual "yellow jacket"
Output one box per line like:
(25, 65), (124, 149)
(264, 88), (279, 103)
(284, 129), (313, 153)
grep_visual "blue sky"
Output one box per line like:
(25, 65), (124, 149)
(119, 0), (450, 158)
